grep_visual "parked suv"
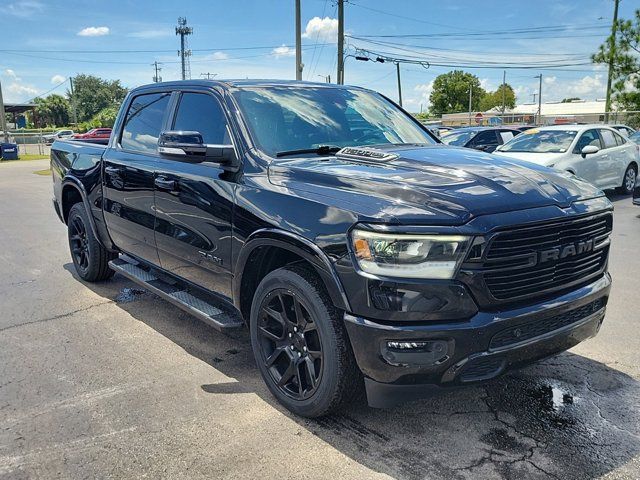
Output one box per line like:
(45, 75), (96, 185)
(51, 80), (613, 417)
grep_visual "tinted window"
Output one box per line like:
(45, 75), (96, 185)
(599, 129), (617, 149)
(172, 93), (230, 144)
(472, 131), (498, 146)
(121, 92), (171, 154)
(574, 129), (602, 153)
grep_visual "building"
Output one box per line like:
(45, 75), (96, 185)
(441, 99), (612, 126)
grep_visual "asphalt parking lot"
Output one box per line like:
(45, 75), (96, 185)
(1, 159), (639, 480)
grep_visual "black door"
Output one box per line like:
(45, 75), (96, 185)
(154, 90), (236, 299)
(102, 91), (171, 264)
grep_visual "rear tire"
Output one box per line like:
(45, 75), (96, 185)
(67, 203), (116, 282)
(620, 164), (637, 195)
(250, 265), (362, 417)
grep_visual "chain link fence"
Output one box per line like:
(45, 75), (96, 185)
(433, 111), (640, 129)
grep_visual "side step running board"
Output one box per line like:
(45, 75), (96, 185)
(109, 257), (244, 332)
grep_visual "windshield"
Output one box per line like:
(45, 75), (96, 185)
(498, 129), (577, 153)
(231, 86), (436, 156)
(440, 130), (477, 146)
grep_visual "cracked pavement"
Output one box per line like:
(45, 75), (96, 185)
(1, 159), (639, 479)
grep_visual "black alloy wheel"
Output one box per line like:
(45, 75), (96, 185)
(256, 289), (323, 400)
(67, 203), (116, 282)
(250, 265), (361, 417)
(69, 215), (90, 273)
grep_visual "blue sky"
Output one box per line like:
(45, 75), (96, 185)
(1, 0), (637, 112)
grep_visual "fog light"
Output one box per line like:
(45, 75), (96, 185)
(386, 340), (447, 354)
(383, 339), (450, 366)
(388, 341), (430, 350)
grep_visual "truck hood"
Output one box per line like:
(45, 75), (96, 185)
(267, 144), (603, 225)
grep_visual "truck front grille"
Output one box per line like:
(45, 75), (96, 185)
(481, 213), (612, 301)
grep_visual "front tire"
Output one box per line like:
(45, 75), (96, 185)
(67, 203), (116, 282)
(250, 265), (361, 417)
(620, 164), (637, 195)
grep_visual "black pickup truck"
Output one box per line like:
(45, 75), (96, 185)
(52, 80), (613, 417)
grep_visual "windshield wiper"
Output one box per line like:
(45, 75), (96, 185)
(276, 145), (342, 158)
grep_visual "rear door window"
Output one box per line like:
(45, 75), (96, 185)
(599, 129), (618, 149)
(613, 131), (627, 146)
(120, 92), (171, 154)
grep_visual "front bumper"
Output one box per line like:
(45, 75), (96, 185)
(344, 273), (610, 408)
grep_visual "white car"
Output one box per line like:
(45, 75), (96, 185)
(493, 124), (639, 194)
(43, 129), (75, 145)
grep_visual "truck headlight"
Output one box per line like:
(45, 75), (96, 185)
(351, 229), (471, 279)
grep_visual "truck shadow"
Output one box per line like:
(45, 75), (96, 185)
(66, 264), (640, 480)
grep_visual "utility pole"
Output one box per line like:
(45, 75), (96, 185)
(501, 70), (506, 115)
(69, 76), (77, 126)
(395, 62), (402, 107)
(295, 0), (303, 80)
(337, 0), (344, 84)
(176, 17), (193, 81)
(535, 74), (543, 125)
(604, 0), (620, 123)
(152, 61), (163, 83)
(0, 78), (8, 143)
(200, 73), (217, 80)
(468, 85), (473, 126)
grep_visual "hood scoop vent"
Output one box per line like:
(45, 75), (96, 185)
(336, 147), (399, 163)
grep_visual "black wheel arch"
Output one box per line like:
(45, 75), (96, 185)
(233, 229), (351, 321)
(61, 176), (114, 251)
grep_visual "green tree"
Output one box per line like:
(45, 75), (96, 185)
(429, 70), (486, 115)
(592, 8), (640, 118)
(478, 84), (516, 112)
(91, 106), (119, 128)
(68, 74), (127, 123)
(33, 94), (70, 127)
(561, 97), (581, 103)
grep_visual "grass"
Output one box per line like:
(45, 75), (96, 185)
(33, 168), (52, 176)
(17, 154), (49, 161)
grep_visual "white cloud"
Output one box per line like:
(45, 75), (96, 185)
(5, 69), (19, 81)
(3, 1), (44, 18)
(78, 26), (110, 37)
(514, 74), (606, 104)
(271, 45), (295, 58)
(211, 51), (229, 60)
(302, 17), (338, 42)
(51, 74), (66, 84)
(406, 81), (435, 110)
(128, 29), (172, 39)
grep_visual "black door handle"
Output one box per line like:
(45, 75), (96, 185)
(154, 176), (177, 191)
(104, 166), (120, 174)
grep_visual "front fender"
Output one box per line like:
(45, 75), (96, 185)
(233, 228), (351, 313)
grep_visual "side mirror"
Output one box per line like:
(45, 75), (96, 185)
(581, 145), (599, 157)
(158, 131), (207, 157)
(158, 130), (237, 166)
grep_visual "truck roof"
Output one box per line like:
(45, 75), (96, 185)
(133, 79), (361, 92)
